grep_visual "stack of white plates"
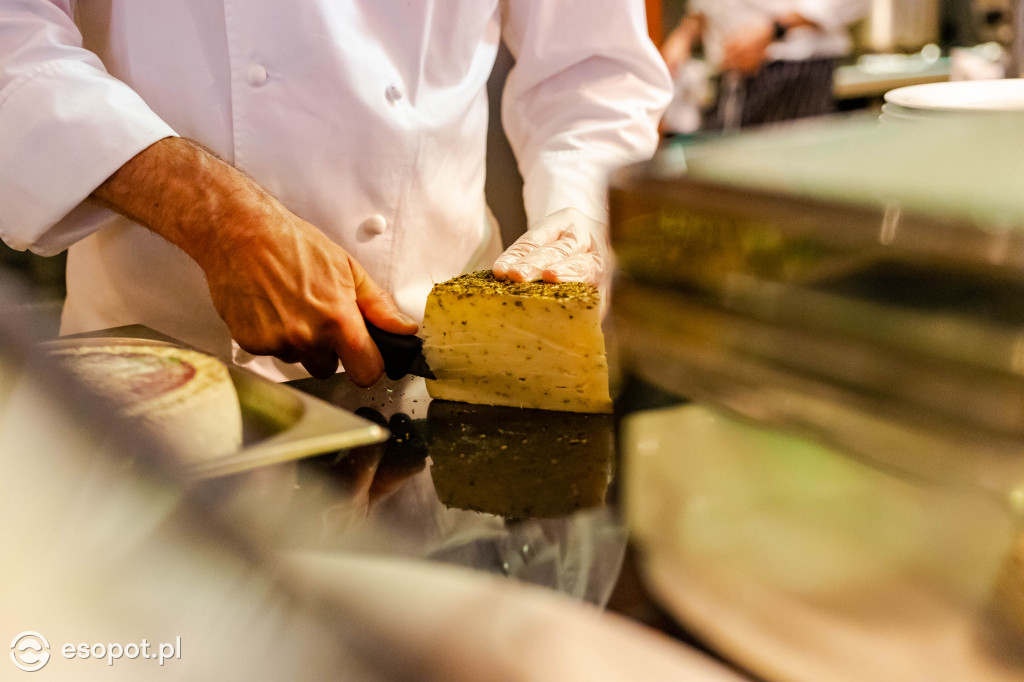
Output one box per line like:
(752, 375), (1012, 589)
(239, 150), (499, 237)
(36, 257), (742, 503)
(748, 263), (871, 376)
(880, 78), (1024, 124)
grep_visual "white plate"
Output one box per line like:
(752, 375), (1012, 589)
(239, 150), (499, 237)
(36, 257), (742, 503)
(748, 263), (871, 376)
(623, 404), (1024, 682)
(877, 102), (952, 125)
(885, 78), (1024, 111)
(879, 102), (949, 118)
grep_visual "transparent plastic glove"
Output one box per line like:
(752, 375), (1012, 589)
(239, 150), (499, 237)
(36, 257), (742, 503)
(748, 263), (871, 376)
(492, 207), (609, 288)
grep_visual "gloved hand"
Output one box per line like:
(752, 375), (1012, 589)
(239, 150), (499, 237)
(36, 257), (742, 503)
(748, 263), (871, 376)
(491, 207), (610, 288)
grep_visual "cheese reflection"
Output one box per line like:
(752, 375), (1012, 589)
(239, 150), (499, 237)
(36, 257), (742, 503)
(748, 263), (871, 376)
(426, 400), (614, 519)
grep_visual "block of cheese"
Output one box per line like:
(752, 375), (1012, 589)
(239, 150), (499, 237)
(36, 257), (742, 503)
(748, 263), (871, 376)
(420, 271), (612, 413)
(51, 343), (244, 463)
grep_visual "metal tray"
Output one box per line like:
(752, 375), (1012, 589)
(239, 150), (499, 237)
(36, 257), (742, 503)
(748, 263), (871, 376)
(611, 113), (1024, 293)
(608, 114), (1024, 498)
(48, 325), (389, 478)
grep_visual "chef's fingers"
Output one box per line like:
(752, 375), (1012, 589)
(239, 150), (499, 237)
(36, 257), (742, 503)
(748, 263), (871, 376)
(494, 224), (582, 282)
(541, 251), (605, 287)
(493, 228), (551, 262)
(348, 260), (418, 336)
(358, 289), (419, 336)
(502, 230), (586, 282)
(493, 208), (611, 283)
(272, 346), (304, 365)
(331, 259), (417, 387)
(492, 213), (569, 279)
(301, 350), (341, 380)
(492, 234), (546, 279)
(328, 316), (383, 388)
(332, 316), (384, 387)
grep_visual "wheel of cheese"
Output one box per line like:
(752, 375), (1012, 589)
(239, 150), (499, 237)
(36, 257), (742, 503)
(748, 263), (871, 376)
(50, 343), (243, 463)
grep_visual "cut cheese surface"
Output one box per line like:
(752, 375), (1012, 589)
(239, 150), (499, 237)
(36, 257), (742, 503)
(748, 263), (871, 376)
(420, 271), (612, 413)
(51, 344), (244, 462)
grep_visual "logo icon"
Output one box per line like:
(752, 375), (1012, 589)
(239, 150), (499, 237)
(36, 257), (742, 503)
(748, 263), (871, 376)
(10, 632), (50, 673)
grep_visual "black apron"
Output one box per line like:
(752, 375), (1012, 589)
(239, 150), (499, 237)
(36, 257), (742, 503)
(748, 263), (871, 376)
(704, 56), (839, 131)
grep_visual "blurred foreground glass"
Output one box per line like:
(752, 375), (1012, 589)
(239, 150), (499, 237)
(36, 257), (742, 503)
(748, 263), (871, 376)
(612, 112), (1024, 681)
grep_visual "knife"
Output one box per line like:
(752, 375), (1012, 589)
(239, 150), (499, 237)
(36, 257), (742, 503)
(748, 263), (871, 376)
(365, 321), (435, 380)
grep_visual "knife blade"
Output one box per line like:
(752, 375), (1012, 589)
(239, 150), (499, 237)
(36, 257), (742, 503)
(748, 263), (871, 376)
(365, 321), (435, 380)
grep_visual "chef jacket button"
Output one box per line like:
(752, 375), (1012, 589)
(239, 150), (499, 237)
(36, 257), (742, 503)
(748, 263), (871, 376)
(246, 64), (269, 86)
(360, 214), (388, 236)
(384, 84), (403, 104)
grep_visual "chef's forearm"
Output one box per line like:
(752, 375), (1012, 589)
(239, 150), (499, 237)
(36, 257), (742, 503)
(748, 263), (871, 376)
(90, 136), (271, 270)
(672, 13), (705, 51)
(660, 13), (705, 71)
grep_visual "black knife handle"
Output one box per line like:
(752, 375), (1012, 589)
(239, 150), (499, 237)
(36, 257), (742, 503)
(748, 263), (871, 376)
(366, 321), (422, 380)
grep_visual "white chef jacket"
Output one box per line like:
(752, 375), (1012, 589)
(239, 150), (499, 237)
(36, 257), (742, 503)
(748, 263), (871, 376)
(0, 1), (671, 379)
(690, 0), (870, 70)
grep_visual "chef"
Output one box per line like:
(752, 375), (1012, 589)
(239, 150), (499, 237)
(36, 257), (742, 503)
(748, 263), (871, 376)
(0, 1), (671, 385)
(660, 0), (868, 130)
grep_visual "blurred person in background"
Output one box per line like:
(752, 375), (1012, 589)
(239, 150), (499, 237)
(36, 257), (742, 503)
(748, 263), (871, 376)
(0, 1), (671, 386)
(660, 0), (869, 131)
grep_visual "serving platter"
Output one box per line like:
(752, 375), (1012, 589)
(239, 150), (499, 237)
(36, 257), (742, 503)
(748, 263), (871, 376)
(47, 325), (389, 478)
(884, 78), (1024, 111)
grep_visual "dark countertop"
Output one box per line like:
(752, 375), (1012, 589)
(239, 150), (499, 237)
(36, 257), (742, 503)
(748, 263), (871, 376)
(32, 321), (696, 632)
(189, 372), (674, 609)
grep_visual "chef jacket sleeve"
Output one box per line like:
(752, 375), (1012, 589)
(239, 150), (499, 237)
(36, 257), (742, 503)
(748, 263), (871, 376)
(792, 0), (872, 33)
(499, 0), (672, 227)
(0, 1), (177, 256)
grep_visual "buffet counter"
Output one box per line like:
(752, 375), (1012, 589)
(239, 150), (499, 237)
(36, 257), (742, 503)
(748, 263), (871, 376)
(834, 55), (951, 100)
(239, 371), (625, 603)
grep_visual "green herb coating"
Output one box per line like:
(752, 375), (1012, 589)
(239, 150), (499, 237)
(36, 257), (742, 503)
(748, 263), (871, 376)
(431, 271), (601, 306)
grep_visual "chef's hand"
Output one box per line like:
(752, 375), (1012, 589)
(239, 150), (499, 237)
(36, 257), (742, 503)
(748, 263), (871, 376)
(721, 14), (815, 76)
(204, 205), (417, 385)
(492, 207), (610, 288)
(91, 137), (418, 386)
(720, 22), (774, 75)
